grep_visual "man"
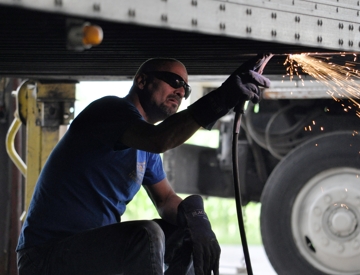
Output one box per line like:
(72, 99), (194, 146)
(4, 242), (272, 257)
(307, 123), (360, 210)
(16, 55), (271, 275)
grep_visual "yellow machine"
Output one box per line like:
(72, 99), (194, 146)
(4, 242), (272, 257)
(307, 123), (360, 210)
(6, 80), (76, 214)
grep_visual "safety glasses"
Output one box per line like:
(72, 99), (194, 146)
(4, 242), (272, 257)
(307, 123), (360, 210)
(145, 71), (191, 99)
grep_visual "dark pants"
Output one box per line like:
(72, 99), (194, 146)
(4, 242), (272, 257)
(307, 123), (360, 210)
(17, 219), (194, 275)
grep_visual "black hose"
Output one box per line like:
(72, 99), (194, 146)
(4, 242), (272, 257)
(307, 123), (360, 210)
(232, 101), (253, 275)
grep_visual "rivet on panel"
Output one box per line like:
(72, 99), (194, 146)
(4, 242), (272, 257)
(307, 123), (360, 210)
(336, 7), (339, 12)
(339, 23), (344, 29)
(93, 3), (101, 12)
(128, 9), (136, 17)
(339, 39), (344, 45)
(317, 36), (322, 43)
(246, 26), (252, 33)
(191, 0), (198, 6)
(271, 30), (277, 36)
(161, 14), (168, 22)
(349, 40), (354, 47)
(246, 9), (252, 15)
(295, 16), (300, 23)
(349, 24), (354, 31)
(55, 0), (62, 7)
(191, 19), (198, 26)
(220, 23), (226, 30)
(317, 19), (323, 26)
(271, 13), (277, 19)
(295, 33), (300, 40)
(219, 4), (226, 11)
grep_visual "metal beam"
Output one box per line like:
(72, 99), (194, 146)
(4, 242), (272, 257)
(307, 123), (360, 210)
(0, 0), (359, 52)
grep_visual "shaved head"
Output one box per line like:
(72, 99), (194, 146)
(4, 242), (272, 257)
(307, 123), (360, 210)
(135, 58), (185, 78)
(128, 57), (189, 123)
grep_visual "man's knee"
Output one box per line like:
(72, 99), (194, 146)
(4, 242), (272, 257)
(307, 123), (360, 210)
(131, 220), (165, 249)
(119, 221), (165, 274)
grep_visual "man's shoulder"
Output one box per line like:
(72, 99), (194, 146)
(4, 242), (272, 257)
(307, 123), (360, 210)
(81, 96), (137, 116)
(94, 95), (129, 106)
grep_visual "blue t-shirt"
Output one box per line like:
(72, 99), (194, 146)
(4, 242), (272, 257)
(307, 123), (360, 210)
(17, 96), (166, 251)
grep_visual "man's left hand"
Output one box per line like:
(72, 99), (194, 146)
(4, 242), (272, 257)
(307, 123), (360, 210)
(177, 195), (221, 275)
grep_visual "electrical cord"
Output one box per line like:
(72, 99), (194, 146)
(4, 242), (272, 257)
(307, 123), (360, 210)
(232, 100), (253, 275)
(231, 53), (273, 275)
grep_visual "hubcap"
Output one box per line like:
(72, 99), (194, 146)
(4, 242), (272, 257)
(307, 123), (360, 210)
(326, 204), (357, 238)
(291, 168), (360, 274)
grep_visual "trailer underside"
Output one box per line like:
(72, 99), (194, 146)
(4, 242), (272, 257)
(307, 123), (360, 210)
(0, 5), (355, 80)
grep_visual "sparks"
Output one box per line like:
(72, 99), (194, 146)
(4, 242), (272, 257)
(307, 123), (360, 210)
(285, 53), (360, 115)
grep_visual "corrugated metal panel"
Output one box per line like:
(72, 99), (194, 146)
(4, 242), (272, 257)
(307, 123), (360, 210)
(1, 0), (359, 51)
(0, 5), (357, 79)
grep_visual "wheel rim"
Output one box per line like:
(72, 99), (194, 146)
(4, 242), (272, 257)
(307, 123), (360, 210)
(291, 167), (360, 274)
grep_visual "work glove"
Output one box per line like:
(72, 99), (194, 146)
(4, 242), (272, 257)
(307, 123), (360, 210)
(177, 195), (220, 275)
(188, 53), (273, 130)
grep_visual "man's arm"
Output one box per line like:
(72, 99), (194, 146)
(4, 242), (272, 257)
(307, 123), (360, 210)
(143, 178), (183, 225)
(121, 110), (200, 154)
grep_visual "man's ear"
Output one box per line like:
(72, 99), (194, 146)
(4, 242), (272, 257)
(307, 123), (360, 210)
(135, 73), (146, 89)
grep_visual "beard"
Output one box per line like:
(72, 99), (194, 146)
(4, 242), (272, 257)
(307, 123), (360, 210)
(138, 90), (179, 123)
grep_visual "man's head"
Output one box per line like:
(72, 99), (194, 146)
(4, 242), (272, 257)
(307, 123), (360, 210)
(131, 58), (190, 123)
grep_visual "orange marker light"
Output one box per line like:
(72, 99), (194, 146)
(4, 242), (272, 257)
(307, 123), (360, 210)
(67, 21), (103, 51)
(83, 24), (103, 46)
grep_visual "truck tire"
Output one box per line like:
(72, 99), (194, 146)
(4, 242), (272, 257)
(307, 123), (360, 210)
(260, 131), (360, 275)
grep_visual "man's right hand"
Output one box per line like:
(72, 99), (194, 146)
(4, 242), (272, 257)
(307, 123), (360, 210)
(187, 53), (272, 130)
(222, 53), (273, 104)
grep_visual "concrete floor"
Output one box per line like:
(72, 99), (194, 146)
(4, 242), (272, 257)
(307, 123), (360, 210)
(219, 245), (277, 275)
